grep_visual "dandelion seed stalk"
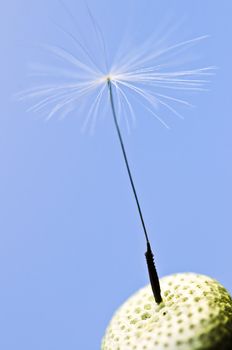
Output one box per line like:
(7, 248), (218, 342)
(107, 78), (162, 304)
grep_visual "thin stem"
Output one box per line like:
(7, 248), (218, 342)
(108, 81), (149, 244)
(107, 78), (162, 304)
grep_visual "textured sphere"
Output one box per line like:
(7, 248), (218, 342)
(102, 273), (232, 350)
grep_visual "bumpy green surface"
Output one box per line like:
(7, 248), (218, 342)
(102, 273), (232, 350)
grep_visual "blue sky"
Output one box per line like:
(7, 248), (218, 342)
(1, 0), (232, 349)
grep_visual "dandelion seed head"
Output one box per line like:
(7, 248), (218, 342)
(102, 273), (232, 350)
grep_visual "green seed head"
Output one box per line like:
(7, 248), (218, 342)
(102, 273), (232, 350)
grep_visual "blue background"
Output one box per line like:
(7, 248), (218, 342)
(1, 0), (232, 349)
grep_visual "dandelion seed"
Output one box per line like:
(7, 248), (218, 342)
(17, 5), (214, 304)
